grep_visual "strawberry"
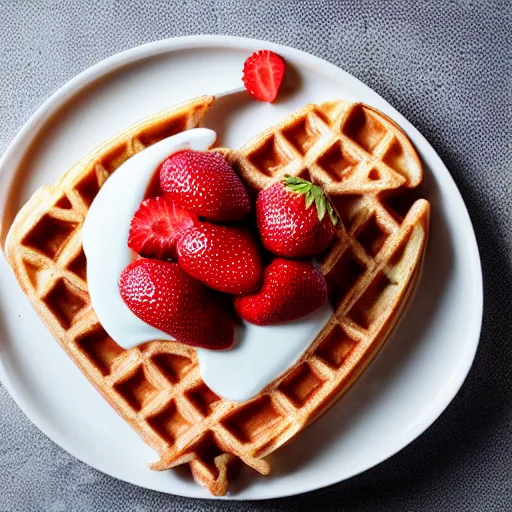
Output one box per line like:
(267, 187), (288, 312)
(256, 175), (338, 258)
(234, 259), (327, 325)
(177, 223), (263, 295)
(128, 195), (196, 259)
(159, 150), (251, 221)
(242, 50), (285, 103)
(119, 258), (234, 349)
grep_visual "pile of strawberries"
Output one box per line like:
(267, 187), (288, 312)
(119, 150), (338, 350)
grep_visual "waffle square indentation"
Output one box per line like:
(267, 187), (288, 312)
(152, 353), (194, 384)
(43, 278), (87, 329)
(348, 272), (396, 330)
(76, 173), (101, 207)
(186, 383), (221, 417)
(315, 325), (358, 369)
(76, 326), (124, 376)
(67, 248), (87, 281)
(147, 401), (191, 444)
(247, 136), (294, 177)
(388, 229), (414, 273)
(114, 366), (159, 412)
(222, 396), (284, 444)
(95, 142), (131, 175)
(356, 214), (389, 256)
(22, 215), (77, 260)
(382, 138), (412, 177)
(329, 195), (365, 232)
(22, 260), (41, 288)
(192, 431), (234, 480)
(380, 190), (418, 223)
(54, 195), (73, 209)
(342, 105), (387, 153)
(282, 117), (322, 155)
(367, 168), (381, 181)
(317, 141), (358, 182)
(326, 248), (366, 310)
(135, 118), (188, 148)
(278, 362), (325, 407)
(294, 167), (314, 183)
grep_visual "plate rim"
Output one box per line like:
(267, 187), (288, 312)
(0, 34), (483, 500)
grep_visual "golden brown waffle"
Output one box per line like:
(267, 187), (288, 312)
(3, 97), (429, 496)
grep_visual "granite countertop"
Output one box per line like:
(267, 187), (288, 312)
(0, 1), (510, 511)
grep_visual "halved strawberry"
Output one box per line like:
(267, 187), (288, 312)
(128, 195), (196, 259)
(242, 50), (285, 103)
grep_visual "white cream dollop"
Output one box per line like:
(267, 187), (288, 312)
(82, 128), (333, 402)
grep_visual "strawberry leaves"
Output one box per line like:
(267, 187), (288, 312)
(283, 175), (338, 226)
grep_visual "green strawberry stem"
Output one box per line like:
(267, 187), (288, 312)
(283, 175), (338, 226)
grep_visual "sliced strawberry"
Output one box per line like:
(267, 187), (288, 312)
(128, 195), (196, 259)
(159, 150), (251, 222)
(234, 258), (327, 325)
(242, 50), (285, 103)
(119, 258), (234, 349)
(177, 223), (263, 295)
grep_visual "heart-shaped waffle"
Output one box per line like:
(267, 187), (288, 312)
(3, 96), (429, 496)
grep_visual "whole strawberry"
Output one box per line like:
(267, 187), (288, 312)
(234, 258), (327, 325)
(177, 223), (262, 295)
(128, 195), (196, 259)
(256, 175), (337, 258)
(119, 259), (233, 349)
(159, 150), (251, 221)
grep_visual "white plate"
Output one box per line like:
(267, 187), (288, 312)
(0, 36), (482, 500)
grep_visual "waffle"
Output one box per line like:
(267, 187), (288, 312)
(3, 97), (429, 496)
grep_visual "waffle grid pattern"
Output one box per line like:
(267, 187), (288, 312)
(230, 101), (422, 195)
(4, 98), (429, 496)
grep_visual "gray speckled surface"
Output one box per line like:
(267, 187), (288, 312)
(0, 1), (511, 510)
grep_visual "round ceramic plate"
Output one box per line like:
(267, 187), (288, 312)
(0, 36), (482, 500)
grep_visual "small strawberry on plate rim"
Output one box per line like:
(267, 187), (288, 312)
(242, 50), (286, 103)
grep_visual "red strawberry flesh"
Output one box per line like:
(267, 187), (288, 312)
(177, 223), (263, 295)
(119, 258), (234, 349)
(242, 50), (285, 103)
(159, 150), (251, 221)
(256, 177), (336, 258)
(234, 258), (327, 325)
(128, 195), (196, 259)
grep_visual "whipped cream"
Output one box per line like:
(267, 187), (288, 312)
(198, 304), (332, 402)
(82, 129), (217, 348)
(82, 128), (333, 402)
